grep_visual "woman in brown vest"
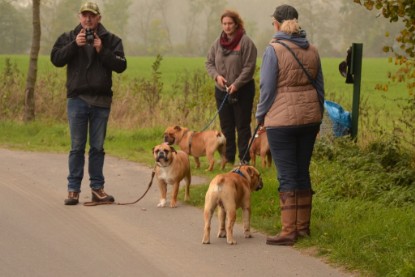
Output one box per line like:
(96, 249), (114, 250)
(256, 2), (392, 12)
(256, 5), (325, 246)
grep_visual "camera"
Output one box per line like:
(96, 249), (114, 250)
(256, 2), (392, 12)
(85, 28), (94, 44)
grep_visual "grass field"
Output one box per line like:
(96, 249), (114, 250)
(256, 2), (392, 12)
(1, 54), (409, 138)
(0, 54), (407, 99)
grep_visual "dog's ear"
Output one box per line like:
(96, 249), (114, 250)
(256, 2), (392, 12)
(246, 166), (252, 176)
(246, 166), (258, 178)
(174, 125), (181, 131)
(152, 147), (155, 153)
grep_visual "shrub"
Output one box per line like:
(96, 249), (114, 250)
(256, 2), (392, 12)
(313, 135), (415, 207)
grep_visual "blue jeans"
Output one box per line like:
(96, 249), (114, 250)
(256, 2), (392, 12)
(67, 98), (110, 192)
(266, 124), (320, 192)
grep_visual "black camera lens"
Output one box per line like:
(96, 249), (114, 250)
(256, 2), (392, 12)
(85, 28), (94, 44)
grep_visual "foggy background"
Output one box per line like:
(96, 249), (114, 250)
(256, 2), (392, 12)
(1, 0), (404, 57)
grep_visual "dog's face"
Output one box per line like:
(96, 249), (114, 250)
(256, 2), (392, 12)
(163, 125), (182, 145)
(238, 165), (263, 191)
(153, 144), (177, 166)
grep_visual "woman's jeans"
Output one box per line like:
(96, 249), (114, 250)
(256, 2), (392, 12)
(215, 79), (255, 163)
(67, 98), (110, 192)
(266, 124), (320, 192)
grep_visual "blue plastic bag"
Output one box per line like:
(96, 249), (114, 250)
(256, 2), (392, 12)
(324, 100), (352, 137)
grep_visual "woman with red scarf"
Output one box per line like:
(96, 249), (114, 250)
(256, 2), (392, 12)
(205, 10), (257, 166)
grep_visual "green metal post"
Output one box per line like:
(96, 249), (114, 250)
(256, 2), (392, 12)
(350, 43), (363, 140)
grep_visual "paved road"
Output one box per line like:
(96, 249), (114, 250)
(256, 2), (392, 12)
(0, 148), (353, 277)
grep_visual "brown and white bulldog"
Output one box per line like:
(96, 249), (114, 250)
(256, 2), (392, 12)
(202, 165), (263, 245)
(163, 125), (227, 171)
(249, 126), (272, 168)
(153, 144), (191, 208)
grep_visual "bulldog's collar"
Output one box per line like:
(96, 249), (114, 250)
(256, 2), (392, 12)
(232, 168), (245, 178)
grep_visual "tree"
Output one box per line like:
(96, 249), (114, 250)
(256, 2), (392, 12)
(131, 0), (157, 54)
(204, 0), (227, 55)
(24, 0), (41, 122)
(353, 0), (415, 94)
(0, 0), (31, 54)
(146, 19), (170, 55)
(102, 0), (131, 37)
(182, 0), (207, 56)
(41, 0), (81, 55)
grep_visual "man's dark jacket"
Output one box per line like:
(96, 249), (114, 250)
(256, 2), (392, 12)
(50, 23), (126, 98)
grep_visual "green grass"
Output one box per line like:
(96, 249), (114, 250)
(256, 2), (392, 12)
(0, 121), (69, 151)
(0, 55), (207, 89)
(306, 199), (415, 276)
(1, 54), (407, 97)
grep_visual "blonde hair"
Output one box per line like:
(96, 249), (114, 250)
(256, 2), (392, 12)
(280, 19), (300, 34)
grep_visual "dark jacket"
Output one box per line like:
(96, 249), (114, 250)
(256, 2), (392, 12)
(50, 23), (126, 98)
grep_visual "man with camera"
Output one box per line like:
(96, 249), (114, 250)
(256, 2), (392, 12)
(51, 2), (127, 205)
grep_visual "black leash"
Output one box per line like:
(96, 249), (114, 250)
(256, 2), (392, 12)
(234, 124), (261, 173)
(200, 86), (231, 132)
(84, 164), (157, 206)
(232, 124), (261, 176)
(183, 87), (229, 157)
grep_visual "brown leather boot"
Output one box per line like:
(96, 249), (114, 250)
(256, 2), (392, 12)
(91, 188), (115, 203)
(296, 189), (313, 238)
(266, 191), (297, 246)
(64, 191), (80, 205)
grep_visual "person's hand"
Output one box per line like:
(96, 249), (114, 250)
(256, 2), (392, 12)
(216, 75), (227, 89)
(76, 29), (87, 46)
(256, 119), (263, 126)
(93, 32), (102, 53)
(227, 84), (237, 94)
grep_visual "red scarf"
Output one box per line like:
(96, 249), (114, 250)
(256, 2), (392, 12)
(220, 28), (245, 51)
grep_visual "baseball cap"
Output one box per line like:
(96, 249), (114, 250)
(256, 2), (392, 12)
(79, 2), (100, 15)
(272, 4), (298, 23)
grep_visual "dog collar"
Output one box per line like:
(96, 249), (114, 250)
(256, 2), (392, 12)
(232, 168), (245, 178)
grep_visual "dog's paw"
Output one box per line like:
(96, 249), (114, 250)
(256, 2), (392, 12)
(169, 200), (177, 208)
(217, 230), (226, 238)
(157, 199), (167, 208)
(202, 240), (210, 244)
(244, 232), (253, 238)
(227, 239), (237, 245)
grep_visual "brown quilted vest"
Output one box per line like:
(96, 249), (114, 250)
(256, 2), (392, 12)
(264, 40), (322, 127)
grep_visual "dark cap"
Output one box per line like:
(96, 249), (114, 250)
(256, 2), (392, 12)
(79, 2), (100, 15)
(272, 4), (298, 23)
